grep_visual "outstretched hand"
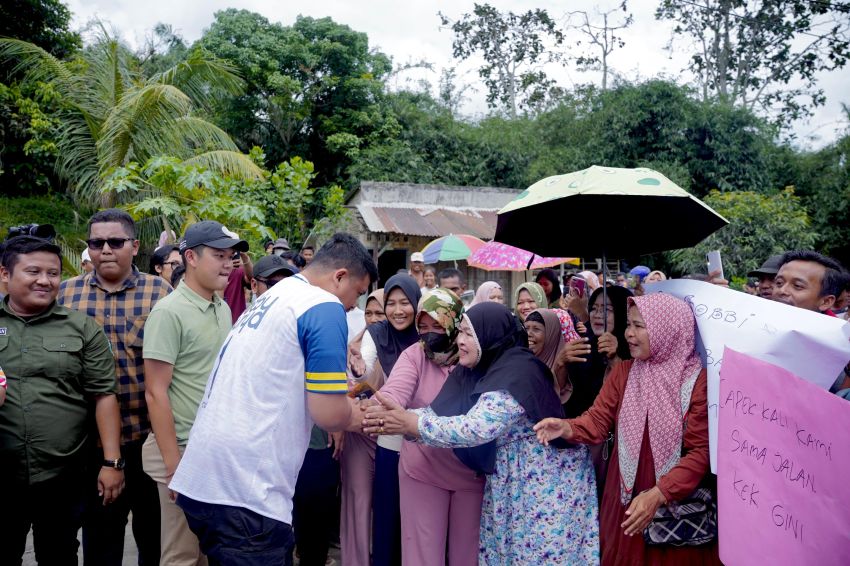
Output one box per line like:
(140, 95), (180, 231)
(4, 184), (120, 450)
(348, 341), (366, 377)
(533, 418), (572, 446)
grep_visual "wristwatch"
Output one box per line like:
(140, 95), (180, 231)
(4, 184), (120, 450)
(102, 458), (126, 470)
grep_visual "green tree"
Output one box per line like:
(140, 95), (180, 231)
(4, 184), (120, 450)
(137, 24), (190, 77)
(527, 81), (780, 195)
(0, 0), (81, 196)
(0, 32), (263, 206)
(439, 4), (564, 118)
(656, 0), (850, 126)
(787, 113), (850, 265)
(0, 79), (62, 194)
(196, 9), (394, 186)
(262, 156), (350, 246)
(0, 0), (81, 59)
(103, 151), (351, 252)
(103, 156), (270, 244)
(347, 90), (532, 188)
(671, 188), (817, 277)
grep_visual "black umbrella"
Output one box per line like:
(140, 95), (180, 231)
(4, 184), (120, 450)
(495, 166), (728, 329)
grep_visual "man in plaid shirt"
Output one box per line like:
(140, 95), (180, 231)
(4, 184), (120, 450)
(59, 209), (171, 566)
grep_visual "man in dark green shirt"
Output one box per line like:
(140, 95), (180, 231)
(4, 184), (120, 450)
(0, 236), (124, 565)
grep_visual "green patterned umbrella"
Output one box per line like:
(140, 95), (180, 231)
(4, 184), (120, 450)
(495, 165), (728, 258)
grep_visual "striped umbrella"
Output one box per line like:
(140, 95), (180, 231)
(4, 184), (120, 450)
(468, 241), (580, 271)
(421, 234), (486, 264)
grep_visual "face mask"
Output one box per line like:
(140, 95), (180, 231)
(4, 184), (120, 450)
(420, 332), (452, 357)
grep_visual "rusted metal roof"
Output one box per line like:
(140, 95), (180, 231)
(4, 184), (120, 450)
(355, 205), (499, 239)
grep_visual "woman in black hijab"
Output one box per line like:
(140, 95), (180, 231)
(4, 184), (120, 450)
(558, 285), (633, 500)
(354, 273), (421, 566)
(363, 302), (599, 564)
(561, 285), (633, 417)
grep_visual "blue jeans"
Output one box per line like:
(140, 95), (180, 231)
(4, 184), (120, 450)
(177, 495), (294, 566)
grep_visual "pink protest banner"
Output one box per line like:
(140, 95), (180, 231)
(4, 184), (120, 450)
(718, 348), (850, 565)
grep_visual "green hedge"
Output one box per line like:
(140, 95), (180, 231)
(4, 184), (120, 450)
(0, 195), (93, 276)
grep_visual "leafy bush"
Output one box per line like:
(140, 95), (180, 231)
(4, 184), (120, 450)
(671, 188), (816, 278)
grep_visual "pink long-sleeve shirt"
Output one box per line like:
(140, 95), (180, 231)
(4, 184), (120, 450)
(380, 343), (485, 492)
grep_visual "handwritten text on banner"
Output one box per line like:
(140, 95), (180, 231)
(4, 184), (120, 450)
(717, 349), (850, 565)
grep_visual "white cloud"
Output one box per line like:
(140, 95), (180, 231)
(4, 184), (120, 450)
(64, 0), (848, 148)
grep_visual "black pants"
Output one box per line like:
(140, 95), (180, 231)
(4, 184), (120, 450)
(0, 469), (86, 566)
(372, 445), (402, 566)
(177, 495), (294, 566)
(83, 437), (161, 566)
(292, 446), (340, 566)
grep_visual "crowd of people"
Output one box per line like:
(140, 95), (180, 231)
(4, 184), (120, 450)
(0, 209), (848, 566)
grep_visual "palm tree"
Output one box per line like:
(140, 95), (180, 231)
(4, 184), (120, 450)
(0, 31), (263, 207)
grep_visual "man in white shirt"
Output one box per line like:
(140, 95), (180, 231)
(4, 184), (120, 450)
(170, 233), (377, 566)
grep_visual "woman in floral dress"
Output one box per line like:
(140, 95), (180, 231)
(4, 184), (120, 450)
(363, 302), (599, 565)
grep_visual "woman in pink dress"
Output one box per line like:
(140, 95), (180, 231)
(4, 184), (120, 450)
(376, 288), (484, 565)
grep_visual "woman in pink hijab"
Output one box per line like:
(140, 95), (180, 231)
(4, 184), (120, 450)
(535, 293), (719, 566)
(469, 281), (503, 306)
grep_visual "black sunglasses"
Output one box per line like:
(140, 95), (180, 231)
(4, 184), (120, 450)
(86, 237), (135, 250)
(256, 276), (285, 287)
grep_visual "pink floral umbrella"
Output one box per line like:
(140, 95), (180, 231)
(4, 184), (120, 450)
(467, 241), (579, 271)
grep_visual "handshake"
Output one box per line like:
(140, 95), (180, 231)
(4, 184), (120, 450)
(353, 390), (419, 440)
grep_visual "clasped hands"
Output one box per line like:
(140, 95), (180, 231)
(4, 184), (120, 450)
(359, 392), (420, 439)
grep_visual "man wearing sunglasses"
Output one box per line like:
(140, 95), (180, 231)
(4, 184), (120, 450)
(58, 209), (171, 566)
(249, 254), (298, 299)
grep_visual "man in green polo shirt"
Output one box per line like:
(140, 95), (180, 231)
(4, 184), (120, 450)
(142, 221), (246, 566)
(0, 235), (124, 565)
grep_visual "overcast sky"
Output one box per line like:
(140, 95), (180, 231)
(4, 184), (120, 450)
(65, 0), (848, 149)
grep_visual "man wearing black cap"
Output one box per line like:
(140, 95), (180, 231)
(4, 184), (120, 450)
(747, 254), (784, 299)
(142, 220), (247, 566)
(250, 254), (297, 298)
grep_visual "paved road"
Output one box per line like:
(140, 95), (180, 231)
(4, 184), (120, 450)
(22, 522), (341, 565)
(23, 525), (135, 565)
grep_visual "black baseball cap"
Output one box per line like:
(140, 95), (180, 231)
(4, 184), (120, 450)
(179, 221), (248, 253)
(747, 254), (784, 278)
(254, 255), (298, 278)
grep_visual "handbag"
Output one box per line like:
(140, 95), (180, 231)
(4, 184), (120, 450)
(642, 486), (717, 547)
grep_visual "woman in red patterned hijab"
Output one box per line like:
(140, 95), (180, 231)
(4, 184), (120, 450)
(534, 293), (720, 566)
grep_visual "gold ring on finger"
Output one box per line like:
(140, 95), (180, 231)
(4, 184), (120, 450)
(379, 427), (385, 434)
